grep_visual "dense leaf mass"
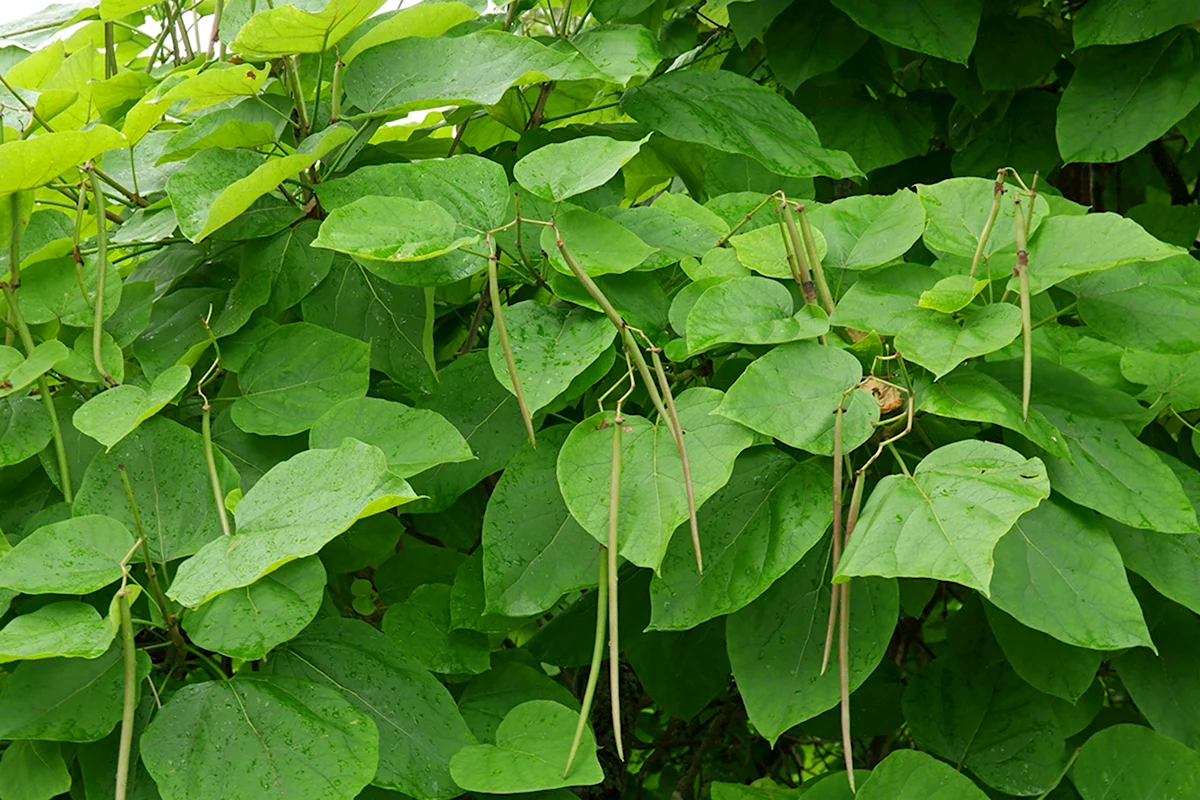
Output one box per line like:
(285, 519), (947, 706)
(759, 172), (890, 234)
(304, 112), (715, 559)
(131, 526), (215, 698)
(2, 0), (1200, 797)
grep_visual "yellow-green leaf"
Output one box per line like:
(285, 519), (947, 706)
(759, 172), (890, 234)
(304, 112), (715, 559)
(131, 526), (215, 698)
(232, 0), (386, 57)
(342, 1), (478, 63)
(0, 126), (126, 195)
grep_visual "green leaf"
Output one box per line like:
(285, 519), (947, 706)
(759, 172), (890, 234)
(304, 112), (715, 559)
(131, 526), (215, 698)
(917, 275), (988, 313)
(0, 125), (126, 194)
(686, 278), (828, 353)
(558, 387), (757, 570)
(458, 662), (580, 743)
(729, 222), (827, 279)
(621, 70), (862, 179)
(231, 322), (370, 436)
(168, 438), (418, 607)
(0, 643), (148, 742)
(488, 301), (615, 413)
(803, 92), (935, 174)
(140, 675), (378, 800)
(70, 364), (191, 449)
(918, 177), (1048, 261)
(829, 0), (981, 63)
(571, 23), (661, 84)
(1074, 724), (1200, 799)
(988, 497), (1152, 650)
(1075, 0), (1200, 48)
(0, 515), (134, 595)
(0, 600), (118, 662)
(809, 191), (925, 272)
(836, 440), (1050, 592)
(267, 617), (476, 799)
(715, 341), (880, 456)
(1116, 602), (1200, 750)
(311, 397), (472, 478)
(183, 556), (325, 660)
(345, 30), (601, 115)
(895, 303), (1022, 378)
(0, 397), (53, 466)
(1076, 255), (1200, 354)
(382, 583), (490, 675)
(515, 136), (646, 201)
(482, 426), (598, 618)
(649, 447), (832, 630)
(1058, 30), (1200, 163)
(0, 340), (68, 398)
(915, 368), (1070, 459)
(627, 618), (732, 720)
(131, 288), (224, 379)
(73, 416), (241, 562)
(231, 0), (384, 56)
(856, 750), (988, 799)
(765, 0), (869, 90)
(449, 700), (604, 792)
(541, 205), (657, 276)
(17, 254), (123, 328)
(983, 601), (1101, 703)
(727, 536), (898, 744)
(829, 264), (940, 335)
(159, 96), (287, 164)
(341, 1), (479, 63)
(0, 741), (71, 800)
(312, 197), (472, 262)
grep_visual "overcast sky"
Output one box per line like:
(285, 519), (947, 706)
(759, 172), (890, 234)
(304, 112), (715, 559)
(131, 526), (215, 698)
(1, 0), (61, 26)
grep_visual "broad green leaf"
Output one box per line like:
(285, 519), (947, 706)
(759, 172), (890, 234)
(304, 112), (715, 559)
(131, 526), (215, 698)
(765, 0), (869, 90)
(829, 0), (982, 63)
(903, 651), (1067, 796)
(449, 552), (532, 635)
(0, 125), (125, 194)
(515, 136), (646, 201)
(729, 221), (827, 279)
(715, 341), (880, 456)
(159, 96), (287, 164)
(458, 662), (579, 743)
(73, 416), (241, 562)
(828, 264), (940, 335)
(856, 750), (988, 799)
(311, 397), (472, 478)
(1057, 30), (1200, 163)
(1074, 0), (1200, 48)
(168, 438), (418, 607)
(449, 700), (603, 792)
(1076, 255), (1200, 354)
(1019, 212), (1185, 294)
(409, 352), (528, 513)
(232, 0), (384, 56)
(374, 543), (468, 606)
(627, 618), (731, 720)
(712, 781), (804, 800)
(541, 205), (657, 276)
(71, 364), (191, 449)
(140, 676), (378, 800)
(685, 278), (828, 353)
(836, 440), (1050, 592)
(0, 340), (68, 398)
(727, 537), (898, 744)
(183, 556), (325, 661)
(55, 330), (124, 386)
(895, 303), (1022, 378)
(168, 127), (353, 242)
(603, 204), (722, 270)
(649, 447), (832, 630)
(153, 63), (272, 114)
(16, 254), (123, 328)
(918, 177), (1048, 261)
(0, 600), (119, 663)
(809, 190), (925, 272)
(266, 617), (476, 799)
(571, 23), (661, 84)
(488, 301), (615, 413)
(558, 388), (757, 570)
(988, 498), (1151, 650)
(312, 197), (472, 262)
(301, 257), (436, 392)
(345, 30), (601, 115)
(0, 397), (53, 466)
(917, 275), (988, 313)
(382, 583), (490, 675)
(0, 643), (149, 742)
(0, 741), (71, 800)
(916, 368), (1070, 459)
(231, 322), (370, 436)
(1116, 602), (1200, 750)
(482, 426), (598, 618)
(0, 515), (134, 595)
(983, 602), (1102, 703)
(804, 92), (935, 175)
(342, 1), (478, 63)
(130, 287), (224, 379)
(621, 70), (862, 179)
(1121, 349), (1200, 410)
(1074, 724), (1200, 799)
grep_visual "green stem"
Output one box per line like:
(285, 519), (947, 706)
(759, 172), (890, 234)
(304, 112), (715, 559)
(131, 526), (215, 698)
(1035, 748), (1081, 800)
(87, 168), (116, 386)
(1014, 195), (1032, 421)
(208, 0), (223, 58)
(114, 589), (137, 800)
(119, 466), (184, 659)
(488, 252), (536, 447)
(794, 204), (835, 316)
(607, 413), (623, 761)
(969, 172), (1005, 279)
(285, 55), (310, 138)
(312, 49), (325, 128)
(202, 404), (232, 537)
(183, 643), (229, 680)
(537, 101), (621, 126)
(564, 549), (608, 778)
(104, 22), (117, 79)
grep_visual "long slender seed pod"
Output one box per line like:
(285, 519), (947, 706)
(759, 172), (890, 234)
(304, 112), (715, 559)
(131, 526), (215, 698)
(488, 248), (536, 446)
(1014, 195), (1032, 420)
(87, 166), (115, 386)
(651, 349), (701, 572)
(821, 406), (845, 676)
(837, 471), (866, 793)
(608, 414), (624, 760)
(778, 205), (817, 306)
(795, 204), (836, 317)
(969, 172), (1005, 278)
(564, 550), (608, 778)
(202, 404), (232, 537)
(114, 589), (136, 800)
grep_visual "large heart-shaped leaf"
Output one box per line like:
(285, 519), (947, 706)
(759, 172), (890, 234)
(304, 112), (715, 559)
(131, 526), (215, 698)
(72, 364), (191, 449)
(0, 515), (134, 595)
(310, 397), (472, 478)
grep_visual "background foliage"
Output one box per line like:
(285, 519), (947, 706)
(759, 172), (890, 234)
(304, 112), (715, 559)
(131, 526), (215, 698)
(3, 0), (1200, 798)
